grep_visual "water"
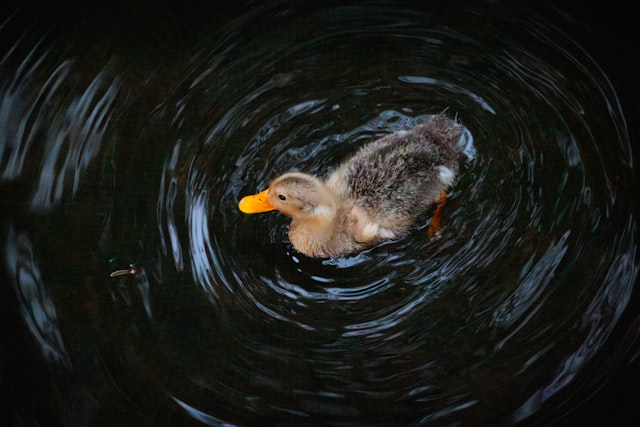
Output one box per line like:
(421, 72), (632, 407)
(1, 1), (638, 426)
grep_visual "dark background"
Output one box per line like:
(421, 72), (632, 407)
(1, 1), (638, 426)
(542, 3), (639, 424)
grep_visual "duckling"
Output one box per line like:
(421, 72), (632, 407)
(239, 114), (463, 258)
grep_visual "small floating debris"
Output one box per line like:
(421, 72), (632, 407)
(109, 262), (138, 277)
(109, 268), (137, 277)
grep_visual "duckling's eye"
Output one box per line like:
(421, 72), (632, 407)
(278, 194), (287, 201)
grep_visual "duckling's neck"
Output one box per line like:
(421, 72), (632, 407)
(302, 179), (339, 222)
(308, 203), (336, 220)
(298, 199), (338, 234)
(289, 204), (341, 257)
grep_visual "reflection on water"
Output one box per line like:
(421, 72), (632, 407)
(5, 226), (70, 369)
(1, 1), (638, 426)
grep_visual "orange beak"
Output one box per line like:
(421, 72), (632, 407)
(238, 189), (276, 213)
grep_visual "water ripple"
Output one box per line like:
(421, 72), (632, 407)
(2, 1), (637, 426)
(5, 226), (71, 369)
(158, 3), (637, 423)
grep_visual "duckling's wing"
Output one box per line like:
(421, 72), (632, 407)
(342, 124), (461, 222)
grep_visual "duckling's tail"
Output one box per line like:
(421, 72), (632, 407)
(427, 113), (476, 161)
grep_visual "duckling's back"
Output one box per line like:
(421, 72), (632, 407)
(329, 114), (463, 227)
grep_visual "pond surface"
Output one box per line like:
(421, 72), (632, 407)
(2, 1), (638, 426)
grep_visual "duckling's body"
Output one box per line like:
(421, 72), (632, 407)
(239, 114), (463, 258)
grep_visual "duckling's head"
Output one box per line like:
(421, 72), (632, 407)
(239, 172), (336, 220)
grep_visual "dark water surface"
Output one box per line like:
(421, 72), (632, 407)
(2, 1), (638, 426)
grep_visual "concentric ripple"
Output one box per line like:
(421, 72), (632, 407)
(1, 1), (637, 426)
